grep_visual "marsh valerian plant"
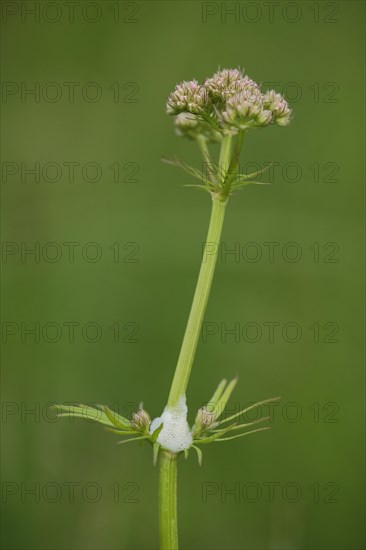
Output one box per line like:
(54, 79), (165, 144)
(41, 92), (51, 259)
(54, 68), (292, 550)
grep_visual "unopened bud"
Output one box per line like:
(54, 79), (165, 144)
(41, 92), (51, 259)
(193, 406), (217, 436)
(132, 408), (151, 433)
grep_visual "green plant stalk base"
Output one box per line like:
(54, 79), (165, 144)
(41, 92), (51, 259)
(159, 451), (178, 550)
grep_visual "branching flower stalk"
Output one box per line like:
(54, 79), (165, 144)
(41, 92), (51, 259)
(54, 68), (292, 550)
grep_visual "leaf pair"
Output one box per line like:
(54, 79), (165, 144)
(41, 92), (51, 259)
(53, 404), (131, 429)
(184, 445), (203, 466)
(54, 403), (145, 445)
(162, 151), (272, 197)
(161, 156), (219, 194)
(205, 377), (238, 420)
(229, 164), (272, 191)
(188, 378), (281, 465)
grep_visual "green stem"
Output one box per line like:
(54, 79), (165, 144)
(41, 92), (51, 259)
(159, 451), (178, 550)
(159, 137), (233, 550)
(196, 135), (210, 162)
(167, 197), (227, 406)
(167, 136), (232, 407)
(218, 135), (232, 177)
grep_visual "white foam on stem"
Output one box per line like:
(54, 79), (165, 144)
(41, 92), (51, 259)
(149, 395), (192, 453)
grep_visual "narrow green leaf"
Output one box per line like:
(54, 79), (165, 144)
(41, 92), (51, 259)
(206, 379), (227, 414)
(213, 416), (270, 432)
(116, 436), (148, 445)
(215, 426), (270, 441)
(218, 396), (281, 425)
(193, 423), (237, 444)
(102, 406), (132, 430)
(234, 163), (271, 182)
(151, 422), (164, 443)
(231, 180), (271, 192)
(161, 156), (208, 184)
(105, 427), (138, 436)
(215, 377), (238, 419)
(191, 445), (203, 466)
(184, 448), (189, 460)
(162, 153), (222, 194)
(183, 184), (211, 193)
(54, 404), (114, 427)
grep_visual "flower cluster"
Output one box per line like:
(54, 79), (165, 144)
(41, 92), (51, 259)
(205, 68), (260, 102)
(263, 90), (292, 126)
(166, 80), (208, 115)
(166, 68), (292, 140)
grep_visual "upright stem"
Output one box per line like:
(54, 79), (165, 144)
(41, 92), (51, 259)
(196, 134), (211, 163)
(167, 196), (227, 406)
(159, 137), (233, 550)
(159, 451), (178, 550)
(167, 136), (232, 407)
(219, 134), (232, 175)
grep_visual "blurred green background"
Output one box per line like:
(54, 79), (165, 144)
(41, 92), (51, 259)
(1, 1), (365, 549)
